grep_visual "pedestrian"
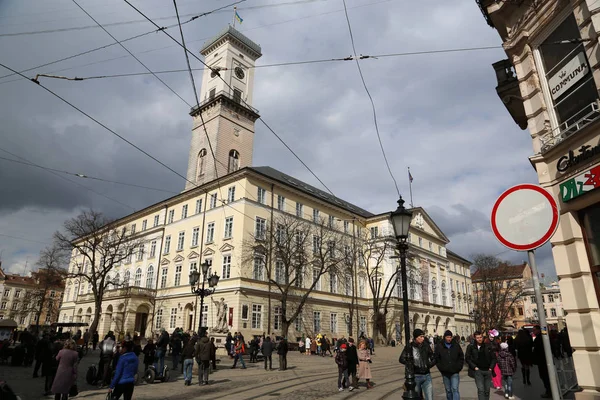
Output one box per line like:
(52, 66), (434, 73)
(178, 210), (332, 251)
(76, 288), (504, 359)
(225, 332), (233, 358)
(400, 329), (436, 399)
(357, 339), (373, 389)
(195, 335), (211, 385)
(155, 328), (169, 377)
(43, 336), (61, 396)
(299, 337), (305, 354)
(142, 339), (156, 372)
(82, 330), (90, 351)
(182, 337), (196, 386)
(51, 339), (79, 400)
(98, 333), (116, 388)
(497, 342), (516, 399)
(489, 333), (502, 390)
(33, 333), (51, 378)
(171, 333), (182, 370)
(305, 336), (311, 356)
(532, 325), (551, 398)
(434, 330), (464, 400)
(108, 340), (139, 400)
(277, 337), (288, 370)
(92, 332), (99, 351)
(335, 343), (349, 391)
(514, 328), (533, 385)
(231, 337), (247, 369)
(261, 336), (274, 370)
(345, 338), (359, 391)
(465, 331), (497, 400)
(210, 337), (217, 370)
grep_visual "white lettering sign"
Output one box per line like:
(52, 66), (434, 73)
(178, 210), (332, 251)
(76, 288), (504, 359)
(548, 52), (589, 100)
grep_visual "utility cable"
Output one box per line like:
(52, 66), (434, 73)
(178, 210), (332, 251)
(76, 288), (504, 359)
(0, 153), (178, 194)
(0, 144), (137, 211)
(0, 233), (52, 245)
(124, 0), (336, 197)
(341, 0), (400, 198)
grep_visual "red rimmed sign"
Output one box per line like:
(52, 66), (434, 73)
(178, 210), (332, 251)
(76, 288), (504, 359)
(491, 184), (560, 251)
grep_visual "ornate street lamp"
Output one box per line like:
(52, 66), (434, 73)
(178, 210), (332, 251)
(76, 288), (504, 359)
(189, 261), (220, 336)
(390, 195), (418, 400)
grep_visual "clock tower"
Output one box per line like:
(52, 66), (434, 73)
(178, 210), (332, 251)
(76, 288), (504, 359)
(184, 26), (262, 190)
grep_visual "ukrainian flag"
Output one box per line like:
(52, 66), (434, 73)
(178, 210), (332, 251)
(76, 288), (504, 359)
(235, 10), (243, 24)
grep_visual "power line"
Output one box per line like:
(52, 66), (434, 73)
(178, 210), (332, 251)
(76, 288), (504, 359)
(0, 154), (178, 194)
(0, 233), (51, 245)
(0, 145), (137, 211)
(124, 0), (336, 197)
(341, 0), (400, 198)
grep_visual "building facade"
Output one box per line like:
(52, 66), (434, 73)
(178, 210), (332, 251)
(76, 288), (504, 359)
(477, 1), (600, 396)
(58, 26), (474, 344)
(521, 281), (566, 329)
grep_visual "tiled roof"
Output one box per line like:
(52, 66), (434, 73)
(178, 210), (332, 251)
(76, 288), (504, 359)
(250, 166), (374, 218)
(471, 262), (528, 282)
(200, 25), (262, 56)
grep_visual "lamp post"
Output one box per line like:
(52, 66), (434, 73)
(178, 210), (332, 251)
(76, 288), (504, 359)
(189, 261), (220, 336)
(390, 195), (418, 400)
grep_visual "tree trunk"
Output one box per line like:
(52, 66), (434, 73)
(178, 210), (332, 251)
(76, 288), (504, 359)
(282, 320), (290, 339)
(90, 300), (102, 336)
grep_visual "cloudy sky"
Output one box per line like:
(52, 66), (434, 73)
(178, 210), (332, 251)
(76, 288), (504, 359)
(0, 0), (556, 277)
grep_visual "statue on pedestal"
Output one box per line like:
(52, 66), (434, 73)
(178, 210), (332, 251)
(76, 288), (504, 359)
(211, 297), (229, 333)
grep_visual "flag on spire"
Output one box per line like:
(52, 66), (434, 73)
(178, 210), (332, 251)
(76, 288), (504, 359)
(408, 169), (414, 183)
(235, 9), (243, 24)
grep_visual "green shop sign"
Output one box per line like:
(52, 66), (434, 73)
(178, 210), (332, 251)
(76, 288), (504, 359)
(560, 165), (600, 202)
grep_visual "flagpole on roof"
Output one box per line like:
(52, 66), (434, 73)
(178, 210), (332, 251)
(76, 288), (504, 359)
(233, 6), (237, 28)
(408, 167), (414, 208)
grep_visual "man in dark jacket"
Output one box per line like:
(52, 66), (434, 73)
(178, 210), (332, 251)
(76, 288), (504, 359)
(346, 338), (359, 391)
(182, 338), (196, 386)
(532, 325), (551, 398)
(155, 329), (169, 377)
(277, 337), (289, 370)
(195, 336), (211, 385)
(33, 333), (50, 378)
(261, 336), (274, 370)
(400, 329), (436, 400)
(466, 331), (497, 400)
(434, 330), (464, 400)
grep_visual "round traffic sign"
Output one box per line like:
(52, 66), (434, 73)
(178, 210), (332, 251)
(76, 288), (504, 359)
(491, 184), (560, 251)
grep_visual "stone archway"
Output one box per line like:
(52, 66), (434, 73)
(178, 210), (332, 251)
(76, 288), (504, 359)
(183, 303), (195, 332)
(134, 304), (150, 337)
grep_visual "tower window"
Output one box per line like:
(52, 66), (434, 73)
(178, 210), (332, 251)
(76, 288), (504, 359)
(228, 150), (240, 173)
(197, 148), (207, 180)
(209, 88), (216, 99)
(233, 88), (242, 103)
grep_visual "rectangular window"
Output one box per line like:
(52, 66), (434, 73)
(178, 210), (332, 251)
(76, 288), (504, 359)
(330, 313), (337, 333)
(313, 267), (321, 290)
(131, 224), (136, 234)
(154, 215), (160, 227)
(253, 255), (264, 281)
(328, 241), (335, 258)
(370, 226), (378, 239)
(160, 268), (168, 288)
(360, 316), (367, 336)
(191, 227), (200, 247)
(429, 241), (433, 251)
(174, 265), (182, 286)
(241, 304), (249, 320)
(155, 309), (163, 329)
(275, 260), (285, 284)
(224, 217), (234, 239)
(274, 306), (282, 330)
(0, 302), (6, 310)
(313, 209), (319, 223)
(255, 217), (267, 240)
(210, 193), (218, 209)
(182, 204), (188, 219)
(252, 304), (262, 329)
(3, 289), (9, 297)
(549, 294), (554, 302)
(343, 221), (349, 234)
(551, 308), (557, 317)
(142, 220), (147, 231)
(418, 237), (423, 247)
(531, 296), (536, 303)
(209, 88), (216, 99)
(257, 187), (266, 204)
(313, 311), (321, 332)
(195, 199), (203, 214)
(177, 231), (185, 251)
(206, 222), (215, 243)
(201, 304), (208, 328)
(277, 195), (285, 211)
(233, 88), (242, 103)
(330, 273), (337, 293)
(168, 209), (175, 224)
(328, 215), (334, 228)
(227, 186), (236, 203)
(169, 308), (177, 329)
(295, 313), (302, 331)
(137, 244), (144, 261)
(222, 255), (231, 279)
(312, 235), (321, 254)
(296, 202), (303, 217)
(205, 258), (213, 277)
(150, 240), (157, 257)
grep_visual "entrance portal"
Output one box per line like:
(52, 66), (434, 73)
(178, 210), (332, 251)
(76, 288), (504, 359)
(134, 305), (150, 337)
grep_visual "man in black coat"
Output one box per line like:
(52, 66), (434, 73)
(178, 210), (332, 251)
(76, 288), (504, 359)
(346, 338), (359, 391)
(400, 329), (436, 400)
(532, 325), (551, 398)
(465, 331), (497, 400)
(434, 330), (464, 400)
(261, 336), (274, 370)
(277, 337), (288, 370)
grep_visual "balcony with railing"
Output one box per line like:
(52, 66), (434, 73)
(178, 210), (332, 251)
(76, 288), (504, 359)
(75, 286), (156, 303)
(540, 100), (600, 152)
(190, 89), (260, 117)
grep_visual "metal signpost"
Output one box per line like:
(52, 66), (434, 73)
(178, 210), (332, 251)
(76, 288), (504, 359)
(491, 183), (561, 400)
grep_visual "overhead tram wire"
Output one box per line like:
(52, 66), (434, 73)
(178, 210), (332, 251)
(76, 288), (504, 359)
(0, 64), (261, 224)
(0, 233), (52, 245)
(0, 153), (178, 194)
(124, 0), (336, 197)
(0, 0), (393, 85)
(0, 145), (137, 211)
(341, 0), (400, 198)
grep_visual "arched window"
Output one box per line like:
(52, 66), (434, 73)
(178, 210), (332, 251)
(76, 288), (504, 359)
(197, 148), (207, 179)
(123, 270), (130, 287)
(432, 279), (437, 304)
(228, 149), (239, 173)
(146, 265), (154, 289)
(441, 281), (447, 306)
(134, 268), (142, 287)
(106, 275), (112, 290)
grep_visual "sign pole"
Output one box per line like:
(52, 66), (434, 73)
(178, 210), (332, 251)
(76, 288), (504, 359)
(528, 249), (561, 400)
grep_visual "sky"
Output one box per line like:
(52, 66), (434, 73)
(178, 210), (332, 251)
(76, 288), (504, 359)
(0, 0), (557, 278)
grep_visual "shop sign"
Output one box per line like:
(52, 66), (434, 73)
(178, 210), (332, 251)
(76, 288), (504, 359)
(548, 52), (589, 100)
(557, 142), (600, 172)
(559, 165), (600, 202)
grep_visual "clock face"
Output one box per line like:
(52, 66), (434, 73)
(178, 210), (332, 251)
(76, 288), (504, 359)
(234, 66), (245, 80)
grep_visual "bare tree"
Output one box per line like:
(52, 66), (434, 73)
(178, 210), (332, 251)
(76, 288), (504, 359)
(53, 209), (143, 336)
(471, 254), (526, 331)
(243, 213), (347, 338)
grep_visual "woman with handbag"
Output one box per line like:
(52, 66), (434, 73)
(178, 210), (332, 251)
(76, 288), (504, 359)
(51, 339), (79, 400)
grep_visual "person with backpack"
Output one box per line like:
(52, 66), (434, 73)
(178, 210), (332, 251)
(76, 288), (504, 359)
(434, 330), (464, 400)
(335, 343), (349, 391)
(465, 331), (497, 400)
(497, 342), (517, 399)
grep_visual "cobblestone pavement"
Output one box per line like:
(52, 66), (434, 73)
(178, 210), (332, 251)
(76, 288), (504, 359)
(0, 347), (573, 400)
